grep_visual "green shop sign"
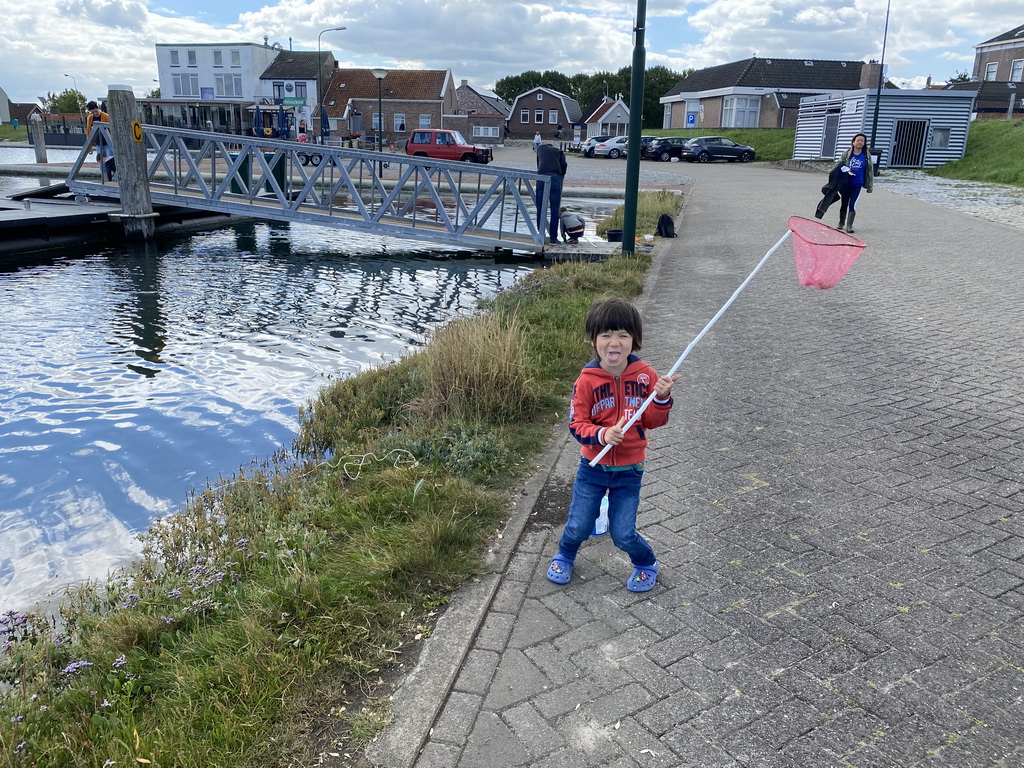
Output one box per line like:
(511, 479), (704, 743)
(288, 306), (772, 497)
(282, 97), (306, 107)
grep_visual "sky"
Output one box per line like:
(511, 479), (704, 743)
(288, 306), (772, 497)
(1, 0), (1020, 105)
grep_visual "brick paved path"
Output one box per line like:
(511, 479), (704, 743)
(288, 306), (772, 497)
(373, 164), (1024, 768)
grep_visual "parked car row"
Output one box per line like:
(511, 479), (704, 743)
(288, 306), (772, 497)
(646, 136), (756, 163)
(575, 134), (757, 163)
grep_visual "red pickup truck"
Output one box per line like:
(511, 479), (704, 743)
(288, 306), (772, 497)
(405, 129), (493, 164)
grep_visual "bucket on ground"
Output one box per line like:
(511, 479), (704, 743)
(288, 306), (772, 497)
(606, 229), (623, 243)
(787, 216), (866, 290)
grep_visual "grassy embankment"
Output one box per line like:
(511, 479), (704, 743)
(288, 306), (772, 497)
(0, 193), (680, 767)
(0, 125), (29, 143)
(926, 118), (1024, 187)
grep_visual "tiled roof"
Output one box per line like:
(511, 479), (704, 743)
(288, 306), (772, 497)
(509, 87), (583, 124)
(260, 51), (329, 80)
(322, 69), (450, 119)
(664, 57), (866, 96)
(583, 99), (627, 124)
(978, 23), (1024, 46)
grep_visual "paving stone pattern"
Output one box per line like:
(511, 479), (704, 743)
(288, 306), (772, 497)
(411, 165), (1024, 768)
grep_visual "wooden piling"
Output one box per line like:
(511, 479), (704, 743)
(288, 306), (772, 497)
(106, 84), (156, 242)
(29, 114), (48, 164)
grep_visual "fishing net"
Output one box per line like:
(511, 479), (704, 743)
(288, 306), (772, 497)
(788, 216), (866, 290)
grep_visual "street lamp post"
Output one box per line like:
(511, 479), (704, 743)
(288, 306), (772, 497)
(868, 0), (892, 173)
(371, 68), (388, 175)
(317, 26), (347, 145)
(64, 73), (82, 116)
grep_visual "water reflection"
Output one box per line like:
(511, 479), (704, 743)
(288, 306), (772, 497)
(0, 220), (533, 610)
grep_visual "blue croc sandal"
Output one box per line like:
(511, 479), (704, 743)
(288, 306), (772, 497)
(627, 561), (659, 592)
(546, 555), (574, 585)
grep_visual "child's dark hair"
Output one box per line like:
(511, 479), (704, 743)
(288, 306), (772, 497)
(585, 297), (642, 351)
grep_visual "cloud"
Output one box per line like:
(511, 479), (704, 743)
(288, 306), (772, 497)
(2, 0), (1021, 104)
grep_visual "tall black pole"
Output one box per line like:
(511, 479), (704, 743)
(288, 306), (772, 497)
(868, 0), (891, 156)
(621, 0), (647, 255)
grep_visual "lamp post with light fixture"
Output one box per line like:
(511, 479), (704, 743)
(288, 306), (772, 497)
(317, 26), (347, 144)
(64, 73), (83, 116)
(371, 68), (388, 174)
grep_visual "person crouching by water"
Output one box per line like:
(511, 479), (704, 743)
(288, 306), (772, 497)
(545, 298), (681, 592)
(559, 207), (585, 244)
(85, 101), (115, 182)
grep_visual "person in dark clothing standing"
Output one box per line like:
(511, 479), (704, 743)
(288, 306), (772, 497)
(536, 143), (567, 244)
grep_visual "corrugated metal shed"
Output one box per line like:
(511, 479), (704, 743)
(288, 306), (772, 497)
(794, 89), (975, 168)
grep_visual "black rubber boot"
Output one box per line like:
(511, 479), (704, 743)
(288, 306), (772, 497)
(838, 216), (845, 230)
(845, 211), (856, 233)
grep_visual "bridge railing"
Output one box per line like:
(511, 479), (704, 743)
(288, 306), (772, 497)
(67, 125), (551, 252)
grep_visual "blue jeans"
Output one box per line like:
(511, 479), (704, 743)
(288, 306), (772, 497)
(557, 458), (656, 567)
(536, 174), (563, 242)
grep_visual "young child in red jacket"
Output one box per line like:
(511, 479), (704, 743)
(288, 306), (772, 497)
(546, 297), (681, 592)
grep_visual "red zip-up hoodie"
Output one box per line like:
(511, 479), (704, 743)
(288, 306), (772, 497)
(569, 354), (673, 466)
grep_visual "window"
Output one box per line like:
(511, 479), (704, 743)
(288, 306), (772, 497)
(231, 50), (241, 67)
(985, 62), (998, 81)
(215, 74), (242, 97)
(295, 82), (307, 99)
(273, 82), (285, 100)
(930, 127), (950, 149)
(536, 93), (543, 101)
(535, 109), (543, 123)
(372, 112), (381, 131)
(419, 114), (431, 129)
(520, 109), (529, 124)
(473, 125), (499, 138)
(187, 50), (197, 67)
(172, 72), (199, 97)
(393, 113), (405, 131)
(213, 50), (223, 67)
(1012, 59), (1023, 82)
(549, 109), (558, 124)
(723, 95), (760, 128)
(169, 50), (179, 67)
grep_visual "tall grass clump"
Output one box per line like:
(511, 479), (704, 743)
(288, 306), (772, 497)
(595, 189), (683, 238)
(0, 190), (682, 766)
(414, 310), (534, 425)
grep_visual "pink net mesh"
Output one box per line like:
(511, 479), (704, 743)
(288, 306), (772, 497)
(788, 216), (866, 290)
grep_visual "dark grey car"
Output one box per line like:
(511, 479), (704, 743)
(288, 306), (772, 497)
(679, 136), (756, 163)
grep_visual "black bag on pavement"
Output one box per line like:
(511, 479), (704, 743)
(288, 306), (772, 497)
(656, 213), (676, 238)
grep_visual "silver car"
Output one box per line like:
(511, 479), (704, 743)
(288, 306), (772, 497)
(579, 135), (613, 158)
(589, 135), (629, 159)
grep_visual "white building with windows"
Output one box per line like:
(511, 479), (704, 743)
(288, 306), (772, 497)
(143, 41), (336, 136)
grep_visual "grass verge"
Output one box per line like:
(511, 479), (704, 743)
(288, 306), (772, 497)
(926, 119), (1024, 187)
(0, 192), (680, 767)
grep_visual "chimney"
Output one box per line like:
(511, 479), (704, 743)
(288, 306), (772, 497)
(461, 79), (468, 87)
(925, 75), (932, 88)
(859, 60), (882, 89)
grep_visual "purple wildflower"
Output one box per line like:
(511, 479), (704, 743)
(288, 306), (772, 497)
(61, 660), (94, 676)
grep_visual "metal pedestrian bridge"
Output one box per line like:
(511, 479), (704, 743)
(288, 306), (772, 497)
(65, 125), (551, 252)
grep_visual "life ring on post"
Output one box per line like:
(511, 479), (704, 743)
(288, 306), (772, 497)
(264, 127), (272, 137)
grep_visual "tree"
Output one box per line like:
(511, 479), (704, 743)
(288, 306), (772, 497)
(46, 89), (86, 114)
(146, 87), (161, 99)
(947, 70), (972, 84)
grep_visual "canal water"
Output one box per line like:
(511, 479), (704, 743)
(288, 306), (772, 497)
(1, 168), (611, 612)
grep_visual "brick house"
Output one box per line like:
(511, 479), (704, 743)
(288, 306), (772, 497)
(453, 80), (509, 144)
(945, 23), (1024, 120)
(972, 23), (1024, 82)
(659, 57), (888, 130)
(507, 87), (582, 140)
(319, 68), (458, 146)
